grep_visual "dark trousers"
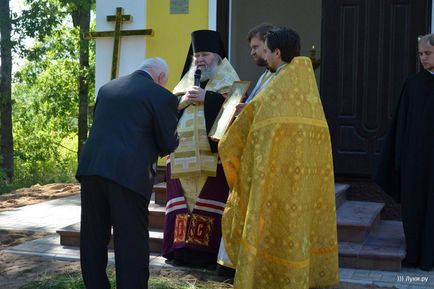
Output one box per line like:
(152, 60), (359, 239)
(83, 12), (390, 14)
(79, 176), (150, 289)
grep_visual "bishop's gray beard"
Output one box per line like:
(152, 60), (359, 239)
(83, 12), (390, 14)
(189, 61), (219, 82)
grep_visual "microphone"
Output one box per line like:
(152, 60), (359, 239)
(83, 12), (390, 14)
(194, 69), (201, 86)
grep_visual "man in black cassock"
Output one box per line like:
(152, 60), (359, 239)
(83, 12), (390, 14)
(374, 33), (434, 271)
(76, 57), (179, 289)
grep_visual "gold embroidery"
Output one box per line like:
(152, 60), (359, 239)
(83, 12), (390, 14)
(252, 116), (329, 132)
(241, 239), (310, 269)
(180, 176), (207, 212)
(187, 214), (214, 246)
(173, 214), (188, 244)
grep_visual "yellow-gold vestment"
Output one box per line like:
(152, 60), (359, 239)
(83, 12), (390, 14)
(171, 58), (239, 179)
(170, 58), (239, 209)
(219, 57), (339, 289)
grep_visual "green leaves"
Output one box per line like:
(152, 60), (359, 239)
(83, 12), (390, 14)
(13, 21), (95, 183)
(0, 0), (95, 186)
(13, 0), (66, 57)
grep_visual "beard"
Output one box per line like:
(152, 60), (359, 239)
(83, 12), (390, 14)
(255, 57), (267, 67)
(189, 59), (219, 82)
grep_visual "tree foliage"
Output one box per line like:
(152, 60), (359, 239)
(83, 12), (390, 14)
(17, 0), (94, 158)
(13, 0), (66, 57)
(0, 0), (95, 189)
(7, 6), (95, 190)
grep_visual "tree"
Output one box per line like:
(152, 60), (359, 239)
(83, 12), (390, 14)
(75, 4), (91, 159)
(13, 24), (95, 183)
(20, 0), (94, 158)
(0, 0), (14, 181)
(60, 0), (93, 158)
(0, 0), (95, 186)
(0, 0), (94, 183)
(0, 0), (65, 181)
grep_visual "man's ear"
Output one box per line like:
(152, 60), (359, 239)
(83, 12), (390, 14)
(275, 48), (281, 58)
(158, 72), (167, 86)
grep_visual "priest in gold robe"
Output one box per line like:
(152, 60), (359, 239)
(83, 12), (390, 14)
(219, 27), (339, 289)
(163, 30), (240, 266)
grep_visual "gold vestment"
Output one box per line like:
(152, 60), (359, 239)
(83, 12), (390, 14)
(219, 57), (339, 289)
(171, 58), (239, 209)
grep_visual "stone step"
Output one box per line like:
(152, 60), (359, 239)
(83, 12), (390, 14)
(56, 222), (164, 253)
(335, 183), (349, 208)
(149, 230), (163, 252)
(153, 182), (167, 206)
(58, 220), (406, 272)
(339, 220), (406, 271)
(61, 182), (406, 272)
(59, 220), (405, 272)
(56, 223), (82, 247)
(148, 202), (165, 230)
(57, 199), (166, 253)
(336, 201), (384, 242)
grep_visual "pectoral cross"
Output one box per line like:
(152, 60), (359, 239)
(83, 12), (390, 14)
(84, 7), (152, 79)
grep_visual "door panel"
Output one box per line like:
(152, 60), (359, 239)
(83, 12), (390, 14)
(321, 0), (431, 177)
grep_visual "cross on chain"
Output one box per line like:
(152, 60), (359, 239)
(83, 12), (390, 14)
(84, 7), (153, 79)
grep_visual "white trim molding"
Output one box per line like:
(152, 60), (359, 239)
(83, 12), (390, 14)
(228, 0), (232, 61)
(208, 0), (217, 30)
(95, 0), (147, 94)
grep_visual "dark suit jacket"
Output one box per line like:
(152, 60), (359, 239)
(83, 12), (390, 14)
(76, 70), (179, 198)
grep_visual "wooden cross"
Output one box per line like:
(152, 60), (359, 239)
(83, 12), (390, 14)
(84, 7), (152, 79)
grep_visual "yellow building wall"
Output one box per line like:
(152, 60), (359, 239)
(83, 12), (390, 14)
(146, 0), (209, 91)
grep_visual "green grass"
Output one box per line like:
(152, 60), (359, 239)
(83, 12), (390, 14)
(19, 272), (85, 289)
(19, 271), (234, 289)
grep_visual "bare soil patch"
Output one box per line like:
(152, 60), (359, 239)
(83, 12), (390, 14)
(0, 183), (80, 211)
(0, 183), (81, 289)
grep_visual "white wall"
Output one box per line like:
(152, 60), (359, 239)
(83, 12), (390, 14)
(209, 0), (217, 30)
(432, 0), (434, 32)
(95, 0), (147, 94)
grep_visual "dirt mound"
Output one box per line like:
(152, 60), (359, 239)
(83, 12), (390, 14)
(0, 183), (80, 211)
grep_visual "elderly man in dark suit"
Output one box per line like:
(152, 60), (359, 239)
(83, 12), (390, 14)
(76, 57), (179, 289)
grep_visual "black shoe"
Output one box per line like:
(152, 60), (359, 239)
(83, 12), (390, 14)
(165, 258), (186, 267)
(216, 264), (235, 277)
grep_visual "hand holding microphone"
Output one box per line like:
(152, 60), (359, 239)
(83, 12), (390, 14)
(185, 86), (206, 105)
(194, 69), (201, 86)
(185, 69), (205, 105)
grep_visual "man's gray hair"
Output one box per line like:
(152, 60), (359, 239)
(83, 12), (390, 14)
(419, 33), (434, 46)
(138, 57), (168, 76)
(214, 53), (222, 65)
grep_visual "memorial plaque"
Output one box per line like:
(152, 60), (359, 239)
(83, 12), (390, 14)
(170, 0), (189, 14)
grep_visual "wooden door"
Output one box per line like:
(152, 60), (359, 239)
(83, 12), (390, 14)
(321, 0), (431, 178)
